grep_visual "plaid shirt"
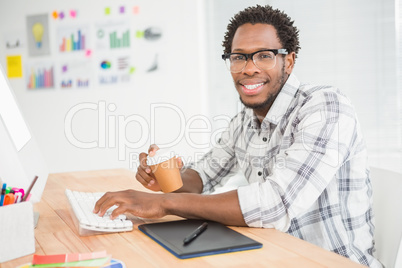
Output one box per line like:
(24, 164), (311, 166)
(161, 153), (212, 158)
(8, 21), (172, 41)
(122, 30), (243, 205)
(188, 74), (381, 267)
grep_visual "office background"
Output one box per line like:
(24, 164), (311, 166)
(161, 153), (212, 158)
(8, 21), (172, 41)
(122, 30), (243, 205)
(0, 0), (401, 175)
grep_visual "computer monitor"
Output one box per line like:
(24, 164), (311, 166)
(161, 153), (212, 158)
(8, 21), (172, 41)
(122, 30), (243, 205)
(0, 64), (48, 203)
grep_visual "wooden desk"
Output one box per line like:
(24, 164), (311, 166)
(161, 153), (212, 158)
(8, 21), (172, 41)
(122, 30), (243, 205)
(2, 169), (365, 268)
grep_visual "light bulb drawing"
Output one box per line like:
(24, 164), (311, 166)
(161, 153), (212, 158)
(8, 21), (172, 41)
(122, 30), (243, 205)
(32, 22), (44, 48)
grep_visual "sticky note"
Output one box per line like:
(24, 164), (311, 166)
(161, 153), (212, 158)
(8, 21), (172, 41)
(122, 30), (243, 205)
(105, 7), (111, 15)
(6, 55), (23, 78)
(129, 67), (136, 74)
(120, 6), (125, 14)
(85, 49), (92, 57)
(59, 11), (65, 19)
(33, 251), (108, 265)
(30, 256), (111, 267)
(70, 10), (77, 18)
(52, 11), (58, 19)
(133, 6), (140, 14)
(136, 30), (144, 38)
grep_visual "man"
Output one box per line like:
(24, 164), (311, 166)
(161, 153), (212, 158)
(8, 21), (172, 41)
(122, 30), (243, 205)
(94, 5), (381, 267)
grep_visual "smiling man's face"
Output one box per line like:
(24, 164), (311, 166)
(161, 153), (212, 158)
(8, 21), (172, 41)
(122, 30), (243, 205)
(231, 23), (294, 117)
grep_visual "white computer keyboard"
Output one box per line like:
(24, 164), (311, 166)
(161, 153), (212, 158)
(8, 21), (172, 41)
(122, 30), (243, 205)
(65, 189), (133, 235)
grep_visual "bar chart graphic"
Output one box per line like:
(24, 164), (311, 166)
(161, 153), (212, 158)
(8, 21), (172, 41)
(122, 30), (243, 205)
(58, 26), (89, 53)
(59, 30), (86, 52)
(61, 80), (72, 88)
(27, 66), (54, 89)
(96, 20), (131, 50)
(109, 30), (130, 49)
(59, 60), (91, 89)
(77, 79), (89, 87)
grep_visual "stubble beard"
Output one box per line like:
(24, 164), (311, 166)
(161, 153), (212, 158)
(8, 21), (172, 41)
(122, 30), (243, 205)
(239, 64), (287, 110)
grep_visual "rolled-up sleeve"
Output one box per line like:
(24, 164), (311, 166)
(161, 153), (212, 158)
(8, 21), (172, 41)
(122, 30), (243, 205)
(185, 116), (240, 193)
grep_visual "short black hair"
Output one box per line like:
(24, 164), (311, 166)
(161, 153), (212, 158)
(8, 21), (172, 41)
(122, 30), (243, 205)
(222, 5), (300, 58)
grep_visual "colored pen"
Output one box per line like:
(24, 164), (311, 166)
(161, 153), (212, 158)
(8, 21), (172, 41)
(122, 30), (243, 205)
(22, 176), (38, 202)
(6, 186), (13, 194)
(14, 192), (22, 203)
(3, 193), (15, 205)
(183, 222), (208, 245)
(0, 183), (6, 206)
(13, 187), (25, 201)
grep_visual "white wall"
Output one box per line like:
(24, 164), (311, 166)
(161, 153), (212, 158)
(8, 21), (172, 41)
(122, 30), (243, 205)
(1, 0), (401, 174)
(204, 0), (270, 122)
(204, 0), (402, 174)
(267, 0), (401, 173)
(0, 0), (209, 173)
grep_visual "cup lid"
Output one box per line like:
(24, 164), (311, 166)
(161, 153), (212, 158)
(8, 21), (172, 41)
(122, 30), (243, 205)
(146, 148), (176, 166)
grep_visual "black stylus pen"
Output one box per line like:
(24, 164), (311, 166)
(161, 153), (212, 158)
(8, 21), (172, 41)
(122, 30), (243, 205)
(183, 222), (208, 245)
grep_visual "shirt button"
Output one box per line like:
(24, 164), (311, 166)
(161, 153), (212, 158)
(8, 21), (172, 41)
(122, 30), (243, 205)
(262, 137), (267, 142)
(258, 171), (262, 176)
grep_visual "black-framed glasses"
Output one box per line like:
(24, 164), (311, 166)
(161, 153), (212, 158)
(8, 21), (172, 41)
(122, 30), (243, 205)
(222, 49), (288, 73)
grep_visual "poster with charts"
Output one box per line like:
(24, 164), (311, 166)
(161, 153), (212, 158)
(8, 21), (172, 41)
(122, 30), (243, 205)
(58, 60), (92, 89)
(26, 14), (50, 56)
(57, 25), (90, 54)
(97, 55), (134, 86)
(25, 61), (55, 90)
(95, 20), (131, 50)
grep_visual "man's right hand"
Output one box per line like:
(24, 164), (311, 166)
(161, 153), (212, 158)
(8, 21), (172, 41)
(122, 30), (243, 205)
(136, 144), (162, 192)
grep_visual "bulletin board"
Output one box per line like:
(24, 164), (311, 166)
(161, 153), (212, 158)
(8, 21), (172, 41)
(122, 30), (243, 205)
(0, 0), (207, 173)
(4, 3), (165, 91)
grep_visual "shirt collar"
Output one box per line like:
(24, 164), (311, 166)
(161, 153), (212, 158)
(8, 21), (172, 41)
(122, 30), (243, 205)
(265, 73), (300, 125)
(245, 73), (300, 129)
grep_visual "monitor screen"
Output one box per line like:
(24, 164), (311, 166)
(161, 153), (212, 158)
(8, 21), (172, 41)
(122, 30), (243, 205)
(0, 64), (48, 203)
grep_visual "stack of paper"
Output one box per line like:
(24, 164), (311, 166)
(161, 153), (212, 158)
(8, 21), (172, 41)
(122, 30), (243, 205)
(17, 251), (126, 268)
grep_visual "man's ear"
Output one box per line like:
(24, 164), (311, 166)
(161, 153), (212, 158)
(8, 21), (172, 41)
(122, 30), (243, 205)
(285, 52), (296, 75)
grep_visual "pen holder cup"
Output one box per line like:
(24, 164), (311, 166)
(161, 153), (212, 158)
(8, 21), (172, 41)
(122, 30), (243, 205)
(0, 202), (35, 263)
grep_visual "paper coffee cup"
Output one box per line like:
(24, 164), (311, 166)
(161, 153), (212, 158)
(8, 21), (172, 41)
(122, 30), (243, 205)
(146, 149), (183, 193)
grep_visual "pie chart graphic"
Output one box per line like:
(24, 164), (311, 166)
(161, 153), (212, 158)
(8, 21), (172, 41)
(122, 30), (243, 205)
(101, 61), (111, 69)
